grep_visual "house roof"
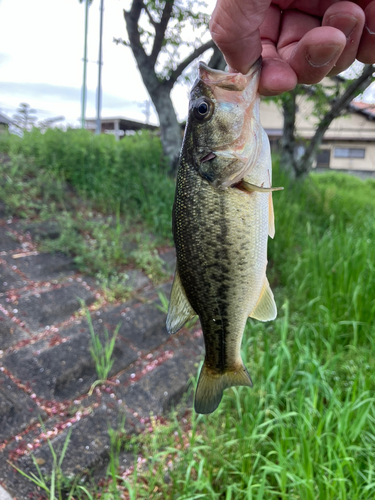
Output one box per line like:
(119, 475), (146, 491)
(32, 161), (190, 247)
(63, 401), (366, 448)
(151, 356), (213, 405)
(85, 117), (158, 132)
(350, 101), (375, 120)
(0, 112), (12, 126)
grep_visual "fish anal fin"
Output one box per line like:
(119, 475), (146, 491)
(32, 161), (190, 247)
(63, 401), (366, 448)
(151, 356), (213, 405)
(249, 277), (277, 322)
(194, 362), (252, 415)
(166, 269), (196, 335)
(268, 192), (275, 239)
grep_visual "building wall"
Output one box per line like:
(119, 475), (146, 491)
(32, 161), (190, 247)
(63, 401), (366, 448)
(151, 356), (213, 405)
(259, 97), (375, 172)
(260, 98), (375, 141)
(259, 100), (283, 131)
(319, 142), (375, 171)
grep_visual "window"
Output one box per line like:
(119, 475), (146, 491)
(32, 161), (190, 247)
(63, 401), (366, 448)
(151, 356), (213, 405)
(334, 148), (365, 159)
(316, 149), (330, 168)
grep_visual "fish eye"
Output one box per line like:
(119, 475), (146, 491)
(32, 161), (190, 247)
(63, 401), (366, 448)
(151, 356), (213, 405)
(193, 98), (214, 122)
(198, 102), (208, 114)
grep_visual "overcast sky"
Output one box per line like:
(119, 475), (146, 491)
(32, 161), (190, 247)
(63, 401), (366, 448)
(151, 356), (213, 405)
(0, 0), (214, 127)
(1, 0), (373, 129)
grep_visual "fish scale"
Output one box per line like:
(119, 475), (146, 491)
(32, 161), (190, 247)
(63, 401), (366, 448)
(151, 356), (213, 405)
(167, 58), (281, 414)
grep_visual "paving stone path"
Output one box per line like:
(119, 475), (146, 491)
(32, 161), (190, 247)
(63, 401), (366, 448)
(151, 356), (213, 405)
(0, 215), (204, 499)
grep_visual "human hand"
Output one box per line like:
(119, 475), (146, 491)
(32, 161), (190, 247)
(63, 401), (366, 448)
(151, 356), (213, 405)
(209, 0), (375, 95)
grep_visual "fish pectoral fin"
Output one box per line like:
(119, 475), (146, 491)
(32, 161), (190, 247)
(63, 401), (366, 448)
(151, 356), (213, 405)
(249, 277), (277, 322)
(241, 180), (284, 193)
(194, 362), (253, 415)
(166, 269), (196, 335)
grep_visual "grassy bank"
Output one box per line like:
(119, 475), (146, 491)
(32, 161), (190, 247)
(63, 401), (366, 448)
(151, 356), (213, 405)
(1, 131), (375, 498)
(102, 166), (375, 500)
(0, 130), (175, 293)
(0, 128), (175, 239)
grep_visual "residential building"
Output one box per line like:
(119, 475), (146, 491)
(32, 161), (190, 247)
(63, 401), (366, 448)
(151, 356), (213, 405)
(85, 117), (157, 140)
(260, 95), (375, 177)
(0, 112), (12, 133)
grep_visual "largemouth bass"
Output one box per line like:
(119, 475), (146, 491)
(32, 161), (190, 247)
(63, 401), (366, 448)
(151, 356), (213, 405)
(166, 58), (281, 415)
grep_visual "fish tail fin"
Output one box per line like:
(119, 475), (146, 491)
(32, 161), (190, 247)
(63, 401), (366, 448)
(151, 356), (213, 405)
(194, 362), (253, 415)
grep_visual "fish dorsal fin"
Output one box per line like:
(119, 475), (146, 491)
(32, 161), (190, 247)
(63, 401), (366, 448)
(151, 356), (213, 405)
(268, 193), (275, 239)
(249, 277), (277, 321)
(166, 269), (196, 335)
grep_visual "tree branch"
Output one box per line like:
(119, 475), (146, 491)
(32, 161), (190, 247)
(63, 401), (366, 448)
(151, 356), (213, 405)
(124, 0), (150, 70)
(209, 44), (226, 71)
(299, 64), (375, 176)
(143, 2), (158, 28)
(150, 0), (175, 65)
(167, 39), (215, 87)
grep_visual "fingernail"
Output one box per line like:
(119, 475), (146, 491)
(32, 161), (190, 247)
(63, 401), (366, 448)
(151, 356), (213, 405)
(365, 21), (375, 35)
(327, 14), (358, 39)
(306, 45), (341, 68)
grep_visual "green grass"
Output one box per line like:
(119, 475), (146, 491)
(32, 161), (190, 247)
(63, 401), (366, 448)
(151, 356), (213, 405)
(85, 306), (120, 383)
(0, 129), (175, 239)
(77, 164), (375, 499)
(2, 133), (375, 498)
(0, 146), (169, 296)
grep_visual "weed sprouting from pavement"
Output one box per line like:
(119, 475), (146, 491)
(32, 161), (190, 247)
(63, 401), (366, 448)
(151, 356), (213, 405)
(84, 306), (120, 384)
(9, 427), (76, 500)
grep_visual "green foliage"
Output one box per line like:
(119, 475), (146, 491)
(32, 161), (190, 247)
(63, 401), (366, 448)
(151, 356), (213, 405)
(0, 128), (175, 239)
(5, 134), (375, 498)
(84, 307), (120, 382)
(10, 426), (77, 500)
(0, 153), (67, 218)
(81, 164), (375, 499)
(121, 0), (210, 79)
(12, 102), (38, 131)
(41, 210), (130, 277)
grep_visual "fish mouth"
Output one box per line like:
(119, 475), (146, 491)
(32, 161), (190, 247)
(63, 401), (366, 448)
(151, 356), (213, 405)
(200, 152), (216, 163)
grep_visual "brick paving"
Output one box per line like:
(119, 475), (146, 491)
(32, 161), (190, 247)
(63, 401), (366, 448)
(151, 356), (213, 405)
(0, 218), (203, 499)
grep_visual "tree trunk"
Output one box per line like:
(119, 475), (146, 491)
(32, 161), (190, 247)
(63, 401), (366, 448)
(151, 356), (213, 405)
(148, 85), (182, 173)
(123, 2), (215, 175)
(280, 89), (298, 178)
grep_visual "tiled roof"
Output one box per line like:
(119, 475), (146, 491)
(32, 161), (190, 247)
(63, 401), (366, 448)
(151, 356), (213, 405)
(351, 101), (375, 118)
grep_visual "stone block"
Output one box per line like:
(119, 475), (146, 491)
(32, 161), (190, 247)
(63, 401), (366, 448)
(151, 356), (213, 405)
(24, 221), (61, 241)
(159, 248), (176, 275)
(0, 264), (25, 293)
(97, 301), (169, 352)
(18, 400), (140, 479)
(0, 227), (20, 252)
(0, 311), (29, 351)
(124, 269), (149, 290)
(0, 485), (12, 500)
(3, 252), (75, 281)
(0, 372), (46, 442)
(119, 347), (201, 417)
(12, 283), (95, 331)
(3, 320), (138, 401)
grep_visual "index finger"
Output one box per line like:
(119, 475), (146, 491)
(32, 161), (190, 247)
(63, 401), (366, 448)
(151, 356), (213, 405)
(209, 0), (271, 73)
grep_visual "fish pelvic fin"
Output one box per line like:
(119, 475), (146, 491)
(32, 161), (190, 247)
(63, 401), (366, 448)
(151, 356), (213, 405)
(166, 269), (196, 335)
(194, 362), (253, 415)
(249, 277), (277, 322)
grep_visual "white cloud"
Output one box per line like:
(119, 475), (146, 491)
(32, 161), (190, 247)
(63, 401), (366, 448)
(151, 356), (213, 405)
(0, 0), (217, 127)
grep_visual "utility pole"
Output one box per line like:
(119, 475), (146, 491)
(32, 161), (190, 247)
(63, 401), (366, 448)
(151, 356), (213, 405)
(81, 0), (90, 128)
(96, 0), (104, 135)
